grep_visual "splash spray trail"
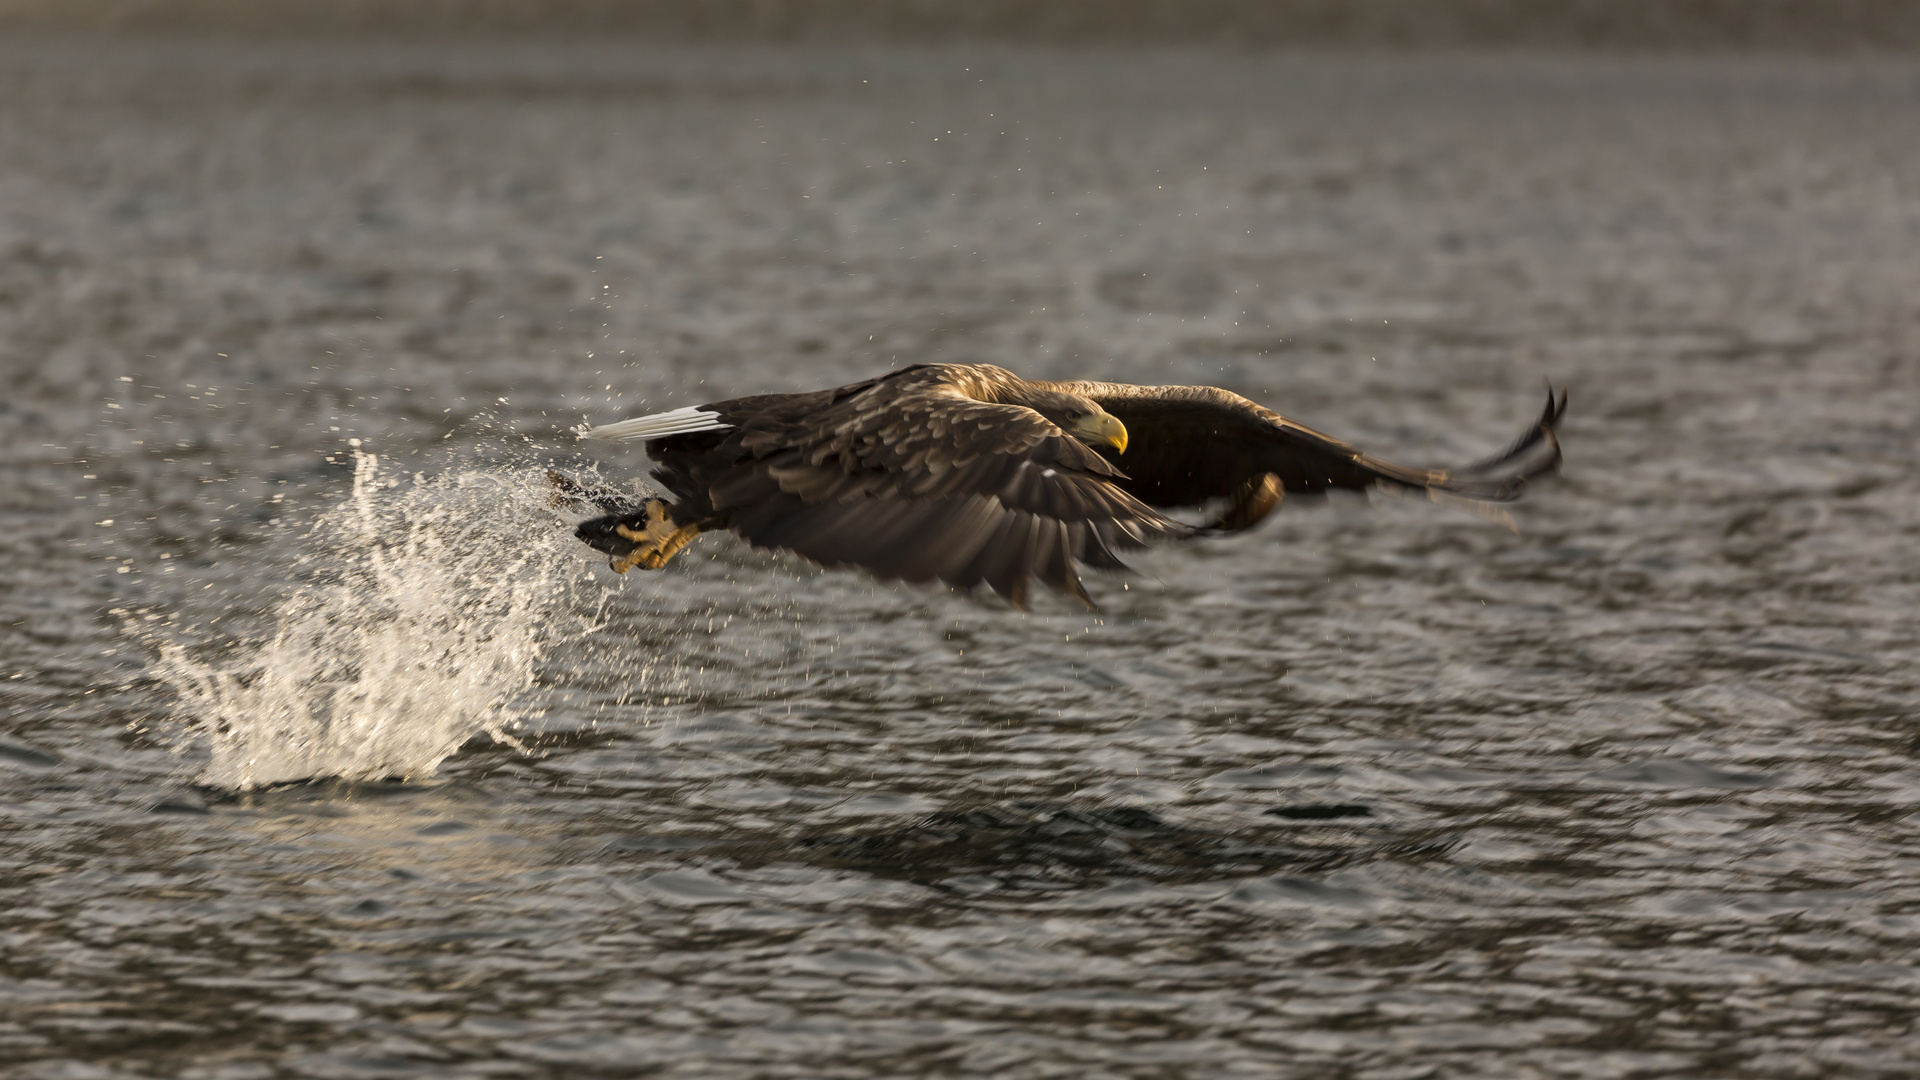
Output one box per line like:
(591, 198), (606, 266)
(155, 448), (597, 790)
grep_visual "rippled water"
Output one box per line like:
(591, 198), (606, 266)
(4, 42), (1920, 1078)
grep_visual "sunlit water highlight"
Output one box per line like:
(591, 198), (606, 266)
(154, 450), (593, 789)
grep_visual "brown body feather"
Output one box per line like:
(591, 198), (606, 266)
(571, 363), (1564, 608)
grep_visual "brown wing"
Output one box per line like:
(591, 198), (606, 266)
(697, 366), (1190, 607)
(1042, 381), (1565, 531)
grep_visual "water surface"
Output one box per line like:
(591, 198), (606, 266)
(3, 43), (1919, 1078)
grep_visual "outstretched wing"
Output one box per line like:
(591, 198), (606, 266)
(1043, 381), (1565, 531)
(698, 367), (1191, 608)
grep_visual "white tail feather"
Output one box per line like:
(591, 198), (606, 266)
(575, 406), (731, 442)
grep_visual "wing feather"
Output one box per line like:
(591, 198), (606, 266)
(1044, 380), (1564, 531)
(693, 366), (1188, 606)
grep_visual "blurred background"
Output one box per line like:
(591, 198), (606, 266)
(6, 0), (1920, 48)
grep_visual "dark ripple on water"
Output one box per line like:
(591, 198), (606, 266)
(4, 42), (1920, 1079)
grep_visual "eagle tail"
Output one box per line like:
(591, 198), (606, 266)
(575, 406), (731, 442)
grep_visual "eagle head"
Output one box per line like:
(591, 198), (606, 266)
(1028, 391), (1129, 454)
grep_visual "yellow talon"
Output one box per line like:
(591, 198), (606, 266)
(610, 523), (648, 572)
(651, 525), (702, 567)
(607, 501), (703, 572)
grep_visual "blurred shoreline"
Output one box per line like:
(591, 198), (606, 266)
(3, 0), (1920, 52)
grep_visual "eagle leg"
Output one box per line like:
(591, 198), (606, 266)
(1205, 473), (1285, 533)
(608, 500), (703, 573)
(575, 499), (703, 573)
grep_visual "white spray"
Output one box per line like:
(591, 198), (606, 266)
(156, 447), (597, 790)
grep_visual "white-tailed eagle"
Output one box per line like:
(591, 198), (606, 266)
(553, 363), (1564, 608)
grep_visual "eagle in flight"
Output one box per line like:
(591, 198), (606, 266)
(553, 363), (1564, 608)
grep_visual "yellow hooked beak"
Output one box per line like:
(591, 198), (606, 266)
(1070, 410), (1129, 455)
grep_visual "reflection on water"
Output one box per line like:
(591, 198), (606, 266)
(3, 41), (1920, 1080)
(621, 802), (1458, 894)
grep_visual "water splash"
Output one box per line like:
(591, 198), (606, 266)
(156, 448), (595, 790)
